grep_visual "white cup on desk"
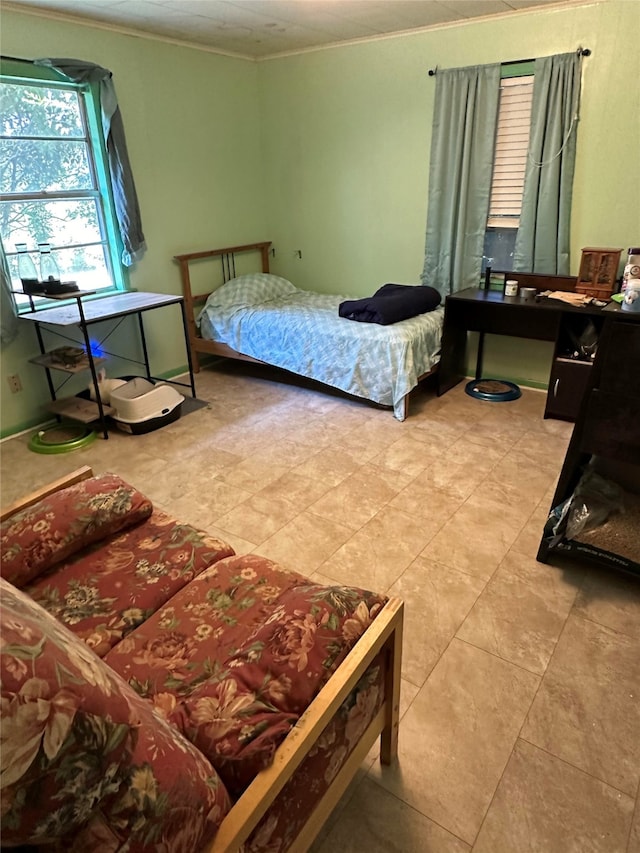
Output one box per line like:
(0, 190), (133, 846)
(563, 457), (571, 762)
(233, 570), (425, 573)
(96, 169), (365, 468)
(505, 280), (519, 297)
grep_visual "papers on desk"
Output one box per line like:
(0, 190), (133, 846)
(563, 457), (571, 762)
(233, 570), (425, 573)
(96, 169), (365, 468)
(540, 290), (606, 307)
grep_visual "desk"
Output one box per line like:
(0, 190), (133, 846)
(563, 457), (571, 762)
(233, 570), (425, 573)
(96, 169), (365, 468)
(437, 287), (611, 420)
(20, 292), (196, 439)
(537, 308), (640, 576)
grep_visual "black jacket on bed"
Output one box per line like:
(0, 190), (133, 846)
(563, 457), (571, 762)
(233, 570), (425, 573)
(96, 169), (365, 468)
(338, 283), (441, 325)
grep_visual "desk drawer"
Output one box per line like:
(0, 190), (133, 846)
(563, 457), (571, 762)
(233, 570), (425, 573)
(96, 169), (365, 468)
(453, 299), (560, 341)
(544, 358), (592, 421)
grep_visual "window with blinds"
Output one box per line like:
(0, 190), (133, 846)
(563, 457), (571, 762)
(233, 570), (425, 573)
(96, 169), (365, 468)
(487, 74), (534, 228)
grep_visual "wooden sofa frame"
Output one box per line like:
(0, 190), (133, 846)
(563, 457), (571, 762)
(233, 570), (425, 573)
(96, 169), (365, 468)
(2, 466), (404, 853)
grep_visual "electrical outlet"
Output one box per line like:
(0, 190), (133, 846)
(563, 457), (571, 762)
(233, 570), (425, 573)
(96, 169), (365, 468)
(7, 374), (22, 393)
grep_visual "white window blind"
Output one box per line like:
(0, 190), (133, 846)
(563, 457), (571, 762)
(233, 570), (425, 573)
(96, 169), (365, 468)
(487, 74), (534, 228)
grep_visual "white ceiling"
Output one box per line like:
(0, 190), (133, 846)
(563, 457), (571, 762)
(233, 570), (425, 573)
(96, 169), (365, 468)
(4, 0), (589, 60)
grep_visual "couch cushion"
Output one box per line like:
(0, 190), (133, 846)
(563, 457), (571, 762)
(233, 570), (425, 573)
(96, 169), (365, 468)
(105, 554), (387, 796)
(245, 658), (386, 852)
(1, 473), (153, 588)
(25, 508), (235, 657)
(0, 577), (231, 851)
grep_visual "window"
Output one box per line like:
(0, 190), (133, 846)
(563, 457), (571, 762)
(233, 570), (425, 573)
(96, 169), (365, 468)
(482, 66), (534, 276)
(0, 66), (126, 308)
(423, 52), (580, 295)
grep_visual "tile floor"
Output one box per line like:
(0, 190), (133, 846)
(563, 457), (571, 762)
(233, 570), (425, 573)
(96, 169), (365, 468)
(1, 363), (639, 853)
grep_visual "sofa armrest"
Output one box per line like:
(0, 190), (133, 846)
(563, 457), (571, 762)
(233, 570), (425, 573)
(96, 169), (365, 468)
(0, 466), (94, 522)
(206, 596), (403, 853)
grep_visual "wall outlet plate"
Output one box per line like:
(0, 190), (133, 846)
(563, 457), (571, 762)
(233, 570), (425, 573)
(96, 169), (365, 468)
(7, 375), (22, 393)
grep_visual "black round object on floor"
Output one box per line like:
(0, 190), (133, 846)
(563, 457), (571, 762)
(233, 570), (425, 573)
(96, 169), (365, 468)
(465, 378), (521, 402)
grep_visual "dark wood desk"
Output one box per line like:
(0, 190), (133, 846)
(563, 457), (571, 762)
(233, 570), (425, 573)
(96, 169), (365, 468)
(537, 308), (640, 577)
(437, 287), (612, 420)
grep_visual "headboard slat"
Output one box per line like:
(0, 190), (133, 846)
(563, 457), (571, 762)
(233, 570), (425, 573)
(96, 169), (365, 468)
(173, 241), (272, 372)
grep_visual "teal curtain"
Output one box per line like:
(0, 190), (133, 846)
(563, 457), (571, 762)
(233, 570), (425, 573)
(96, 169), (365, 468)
(421, 64), (500, 297)
(514, 52), (582, 274)
(35, 58), (147, 267)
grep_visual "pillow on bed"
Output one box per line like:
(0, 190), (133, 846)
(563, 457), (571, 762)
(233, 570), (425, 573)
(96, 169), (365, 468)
(203, 273), (297, 311)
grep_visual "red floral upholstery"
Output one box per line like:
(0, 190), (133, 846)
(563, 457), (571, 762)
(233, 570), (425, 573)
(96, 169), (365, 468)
(0, 577), (231, 851)
(1, 473), (153, 588)
(104, 553), (387, 796)
(25, 508), (235, 657)
(246, 659), (385, 852)
(1, 473), (395, 853)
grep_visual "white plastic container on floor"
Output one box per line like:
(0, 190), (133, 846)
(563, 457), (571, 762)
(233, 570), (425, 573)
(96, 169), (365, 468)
(109, 377), (184, 425)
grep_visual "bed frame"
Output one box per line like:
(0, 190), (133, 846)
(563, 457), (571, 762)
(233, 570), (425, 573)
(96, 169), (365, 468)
(174, 241), (273, 373)
(174, 241), (438, 419)
(3, 467), (404, 853)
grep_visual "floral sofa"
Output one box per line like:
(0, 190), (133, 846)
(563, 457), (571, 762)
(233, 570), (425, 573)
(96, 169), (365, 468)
(0, 466), (403, 852)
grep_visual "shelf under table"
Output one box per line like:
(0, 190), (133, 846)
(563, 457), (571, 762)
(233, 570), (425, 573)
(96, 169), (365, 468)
(48, 397), (115, 423)
(30, 352), (107, 374)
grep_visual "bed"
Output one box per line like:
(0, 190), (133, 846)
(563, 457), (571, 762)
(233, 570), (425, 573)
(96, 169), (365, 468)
(174, 241), (443, 420)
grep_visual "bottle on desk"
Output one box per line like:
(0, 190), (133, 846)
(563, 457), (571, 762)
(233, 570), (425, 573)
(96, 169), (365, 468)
(480, 264), (493, 291)
(36, 243), (79, 294)
(38, 242), (61, 286)
(15, 243), (40, 294)
(622, 247), (640, 293)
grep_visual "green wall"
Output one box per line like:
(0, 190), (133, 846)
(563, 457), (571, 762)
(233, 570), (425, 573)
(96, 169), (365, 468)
(260, 1), (639, 294)
(1, 1), (638, 435)
(258, 0), (640, 385)
(1, 9), (266, 436)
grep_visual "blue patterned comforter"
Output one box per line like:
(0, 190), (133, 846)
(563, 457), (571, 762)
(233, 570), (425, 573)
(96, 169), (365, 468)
(197, 277), (443, 420)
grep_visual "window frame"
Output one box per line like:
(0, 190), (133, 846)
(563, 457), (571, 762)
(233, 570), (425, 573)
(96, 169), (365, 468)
(0, 59), (128, 311)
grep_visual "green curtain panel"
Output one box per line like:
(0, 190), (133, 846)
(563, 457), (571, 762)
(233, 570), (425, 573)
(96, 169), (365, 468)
(514, 52), (582, 275)
(421, 63), (500, 297)
(35, 58), (147, 267)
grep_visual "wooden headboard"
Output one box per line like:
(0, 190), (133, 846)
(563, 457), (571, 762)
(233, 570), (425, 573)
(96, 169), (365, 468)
(173, 241), (272, 371)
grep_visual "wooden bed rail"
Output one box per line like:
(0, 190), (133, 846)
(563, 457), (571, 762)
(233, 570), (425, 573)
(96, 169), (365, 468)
(173, 241), (272, 372)
(174, 241), (272, 268)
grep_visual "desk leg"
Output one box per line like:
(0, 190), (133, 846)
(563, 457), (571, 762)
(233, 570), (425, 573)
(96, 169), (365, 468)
(77, 303), (109, 440)
(33, 321), (57, 402)
(437, 312), (467, 396)
(179, 301), (197, 398)
(137, 313), (152, 381)
(476, 331), (485, 380)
